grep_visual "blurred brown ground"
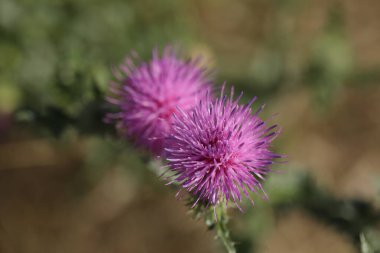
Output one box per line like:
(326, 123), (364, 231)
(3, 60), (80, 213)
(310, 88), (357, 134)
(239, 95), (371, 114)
(1, 0), (380, 252)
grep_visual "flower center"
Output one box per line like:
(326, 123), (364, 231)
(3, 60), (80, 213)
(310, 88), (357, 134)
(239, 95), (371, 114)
(155, 98), (177, 121)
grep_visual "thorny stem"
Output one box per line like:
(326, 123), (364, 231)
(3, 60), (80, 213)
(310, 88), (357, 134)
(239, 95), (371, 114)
(203, 204), (236, 253)
(214, 205), (236, 253)
(188, 198), (236, 253)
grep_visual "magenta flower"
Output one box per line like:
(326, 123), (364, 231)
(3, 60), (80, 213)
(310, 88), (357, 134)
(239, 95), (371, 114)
(165, 85), (282, 209)
(105, 47), (212, 155)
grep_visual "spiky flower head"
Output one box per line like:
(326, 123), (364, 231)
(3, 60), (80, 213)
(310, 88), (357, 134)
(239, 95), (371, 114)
(105, 47), (212, 155)
(165, 85), (282, 209)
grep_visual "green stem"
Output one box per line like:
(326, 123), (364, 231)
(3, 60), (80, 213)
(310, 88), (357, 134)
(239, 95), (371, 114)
(213, 205), (236, 253)
(188, 198), (236, 253)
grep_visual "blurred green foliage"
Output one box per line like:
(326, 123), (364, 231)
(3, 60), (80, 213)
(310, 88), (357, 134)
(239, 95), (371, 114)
(0, 0), (193, 135)
(304, 6), (353, 106)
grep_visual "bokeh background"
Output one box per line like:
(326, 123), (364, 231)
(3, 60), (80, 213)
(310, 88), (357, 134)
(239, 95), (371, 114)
(1, 0), (380, 252)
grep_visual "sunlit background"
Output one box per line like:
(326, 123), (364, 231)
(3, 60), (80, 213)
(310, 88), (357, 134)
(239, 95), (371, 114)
(0, 0), (380, 252)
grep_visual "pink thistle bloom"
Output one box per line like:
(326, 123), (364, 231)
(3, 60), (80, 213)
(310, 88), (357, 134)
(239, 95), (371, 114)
(105, 47), (212, 155)
(165, 85), (282, 210)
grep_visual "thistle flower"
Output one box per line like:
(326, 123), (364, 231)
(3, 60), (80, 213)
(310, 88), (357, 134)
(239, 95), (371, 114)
(105, 47), (212, 155)
(165, 85), (282, 210)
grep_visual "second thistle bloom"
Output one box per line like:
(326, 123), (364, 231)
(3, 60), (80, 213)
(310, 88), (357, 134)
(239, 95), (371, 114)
(165, 86), (282, 209)
(106, 47), (211, 155)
